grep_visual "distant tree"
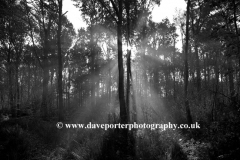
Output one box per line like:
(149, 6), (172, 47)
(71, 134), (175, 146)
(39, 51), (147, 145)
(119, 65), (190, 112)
(57, 0), (64, 121)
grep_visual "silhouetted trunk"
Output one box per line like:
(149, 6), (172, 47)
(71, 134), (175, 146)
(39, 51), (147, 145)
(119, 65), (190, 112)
(213, 51), (219, 121)
(228, 57), (235, 102)
(117, 0), (127, 125)
(40, 0), (52, 119)
(28, 64), (31, 101)
(125, 0), (131, 122)
(126, 50), (131, 122)
(57, 0), (64, 121)
(225, 10), (236, 106)
(68, 69), (71, 109)
(118, 0), (128, 158)
(233, 0), (240, 93)
(108, 61), (111, 110)
(41, 61), (49, 118)
(184, 0), (193, 125)
(90, 25), (96, 108)
(8, 49), (15, 117)
(173, 38), (176, 100)
(153, 68), (159, 94)
(15, 52), (20, 116)
(194, 41), (201, 101)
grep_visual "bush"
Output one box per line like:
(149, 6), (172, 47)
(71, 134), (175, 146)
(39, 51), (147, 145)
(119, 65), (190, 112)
(136, 128), (186, 160)
(208, 118), (240, 160)
(0, 123), (31, 160)
(62, 129), (104, 160)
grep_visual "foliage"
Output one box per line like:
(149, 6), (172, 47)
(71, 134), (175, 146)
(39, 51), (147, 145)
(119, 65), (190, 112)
(207, 112), (240, 160)
(0, 122), (31, 160)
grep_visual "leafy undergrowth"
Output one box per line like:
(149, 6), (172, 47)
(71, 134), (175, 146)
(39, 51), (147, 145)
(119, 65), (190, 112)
(0, 118), (58, 160)
(135, 128), (187, 160)
(1, 115), (239, 160)
(179, 138), (211, 160)
(207, 116), (240, 160)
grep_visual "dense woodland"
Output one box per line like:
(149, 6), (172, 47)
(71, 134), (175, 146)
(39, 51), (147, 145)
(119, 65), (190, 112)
(0, 0), (240, 159)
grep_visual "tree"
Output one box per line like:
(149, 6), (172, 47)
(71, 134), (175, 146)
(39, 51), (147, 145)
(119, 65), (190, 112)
(189, 0), (211, 101)
(57, 0), (64, 121)
(184, 0), (193, 125)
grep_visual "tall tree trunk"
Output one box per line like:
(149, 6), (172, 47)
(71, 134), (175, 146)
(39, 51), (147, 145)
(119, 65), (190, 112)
(232, 0), (239, 102)
(213, 51), (219, 121)
(28, 64), (31, 101)
(68, 69), (71, 109)
(57, 0), (64, 121)
(117, 1), (128, 158)
(117, 0), (127, 125)
(184, 0), (193, 125)
(228, 57), (235, 103)
(142, 14), (148, 105)
(173, 38), (176, 100)
(90, 25), (96, 108)
(15, 54), (20, 116)
(131, 80), (137, 123)
(125, 0), (131, 122)
(41, 60), (49, 118)
(195, 41), (201, 101)
(8, 49), (15, 117)
(225, 11), (236, 106)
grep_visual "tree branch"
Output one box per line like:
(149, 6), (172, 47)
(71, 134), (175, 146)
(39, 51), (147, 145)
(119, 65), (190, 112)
(98, 0), (118, 23)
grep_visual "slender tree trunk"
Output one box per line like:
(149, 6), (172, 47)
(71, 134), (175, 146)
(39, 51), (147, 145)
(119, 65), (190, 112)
(204, 53), (207, 88)
(28, 64), (31, 101)
(195, 41), (201, 101)
(184, 0), (193, 125)
(117, 0), (127, 125)
(68, 69), (71, 109)
(41, 62), (49, 118)
(225, 13), (235, 106)
(125, 0), (131, 122)
(233, 0), (240, 95)
(126, 50), (131, 122)
(107, 60), (112, 111)
(40, 0), (50, 119)
(8, 50), (15, 117)
(15, 55), (20, 116)
(213, 51), (219, 121)
(117, 1), (128, 158)
(173, 38), (176, 100)
(90, 25), (96, 108)
(154, 68), (159, 94)
(57, 0), (64, 121)
(228, 57), (235, 102)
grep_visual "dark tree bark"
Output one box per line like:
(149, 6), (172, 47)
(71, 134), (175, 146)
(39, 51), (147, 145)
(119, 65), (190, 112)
(90, 25), (96, 108)
(232, 0), (240, 100)
(184, 0), (193, 125)
(194, 41), (201, 100)
(225, 9), (236, 107)
(39, 0), (52, 119)
(15, 50), (21, 116)
(125, 0), (131, 123)
(7, 48), (14, 117)
(57, 0), (64, 121)
(116, 0), (127, 125)
(173, 38), (176, 100)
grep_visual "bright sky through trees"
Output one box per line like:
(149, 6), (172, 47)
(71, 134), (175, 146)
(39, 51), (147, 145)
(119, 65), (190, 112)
(152, 0), (186, 23)
(152, 0), (186, 50)
(63, 0), (87, 30)
(63, 0), (186, 50)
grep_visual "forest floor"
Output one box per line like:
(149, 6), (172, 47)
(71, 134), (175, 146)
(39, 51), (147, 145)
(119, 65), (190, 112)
(0, 116), (229, 160)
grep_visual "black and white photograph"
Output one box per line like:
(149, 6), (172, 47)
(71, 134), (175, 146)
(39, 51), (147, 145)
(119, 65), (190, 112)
(0, 0), (240, 159)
